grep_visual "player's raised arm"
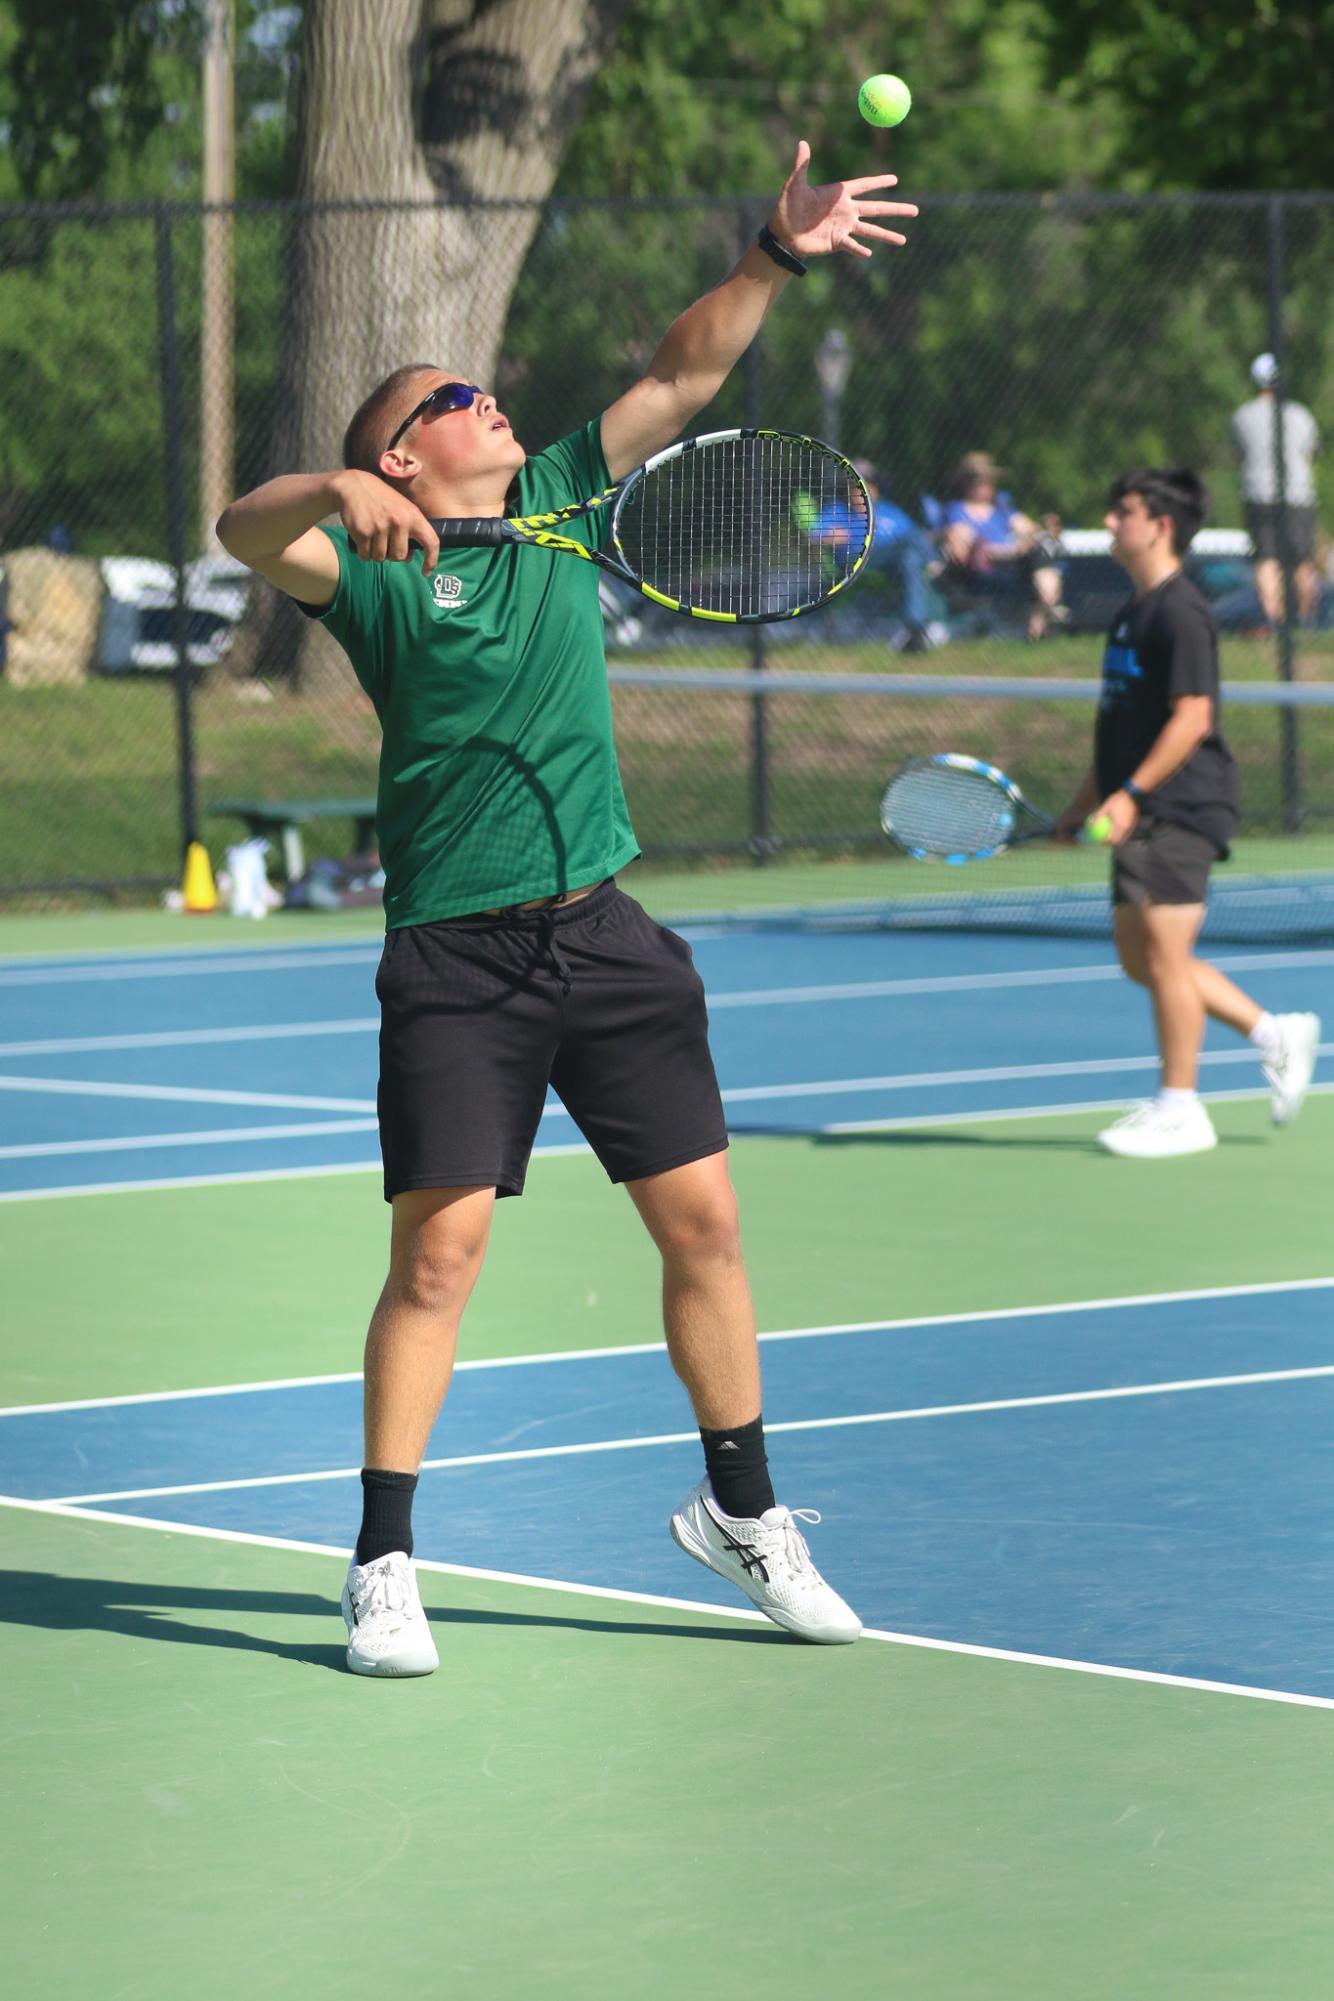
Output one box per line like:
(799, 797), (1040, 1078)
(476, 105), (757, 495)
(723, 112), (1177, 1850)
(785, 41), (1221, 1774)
(216, 470), (441, 606)
(600, 140), (917, 480)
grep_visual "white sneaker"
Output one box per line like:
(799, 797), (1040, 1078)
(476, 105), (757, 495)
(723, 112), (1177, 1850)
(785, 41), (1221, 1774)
(341, 1552), (439, 1678)
(1097, 1097), (1218, 1159)
(669, 1482), (862, 1644)
(1263, 1013), (1321, 1127)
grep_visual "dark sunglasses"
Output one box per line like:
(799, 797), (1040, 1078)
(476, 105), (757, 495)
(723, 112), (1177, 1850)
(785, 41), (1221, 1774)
(385, 382), (486, 453)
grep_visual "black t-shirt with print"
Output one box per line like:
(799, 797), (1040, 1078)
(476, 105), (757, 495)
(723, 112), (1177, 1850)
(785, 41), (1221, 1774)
(1094, 570), (1238, 856)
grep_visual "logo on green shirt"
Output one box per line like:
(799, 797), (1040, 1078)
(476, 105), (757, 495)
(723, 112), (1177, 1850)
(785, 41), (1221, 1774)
(430, 571), (468, 613)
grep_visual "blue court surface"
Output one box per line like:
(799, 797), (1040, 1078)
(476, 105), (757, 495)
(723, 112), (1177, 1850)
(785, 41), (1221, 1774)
(3, 918), (1333, 1712)
(6, 1282), (1334, 1704)
(0, 923), (1331, 1199)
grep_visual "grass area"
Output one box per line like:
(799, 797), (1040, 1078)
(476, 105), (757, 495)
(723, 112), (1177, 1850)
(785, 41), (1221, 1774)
(1, 625), (1331, 902)
(0, 676), (380, 893)
(625, 623), (1334, 683)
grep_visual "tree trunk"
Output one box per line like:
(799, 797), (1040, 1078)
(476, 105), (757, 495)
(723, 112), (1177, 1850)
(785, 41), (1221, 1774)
(234, 0), (628, 688)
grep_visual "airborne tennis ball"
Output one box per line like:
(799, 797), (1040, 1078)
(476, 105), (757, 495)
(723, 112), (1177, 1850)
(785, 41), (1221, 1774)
(1086, 813), (1114, 844)
(858, 73), (912, 128)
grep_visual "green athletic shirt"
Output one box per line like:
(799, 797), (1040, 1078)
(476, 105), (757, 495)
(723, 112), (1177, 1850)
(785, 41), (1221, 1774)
(307, 419), (640, 927)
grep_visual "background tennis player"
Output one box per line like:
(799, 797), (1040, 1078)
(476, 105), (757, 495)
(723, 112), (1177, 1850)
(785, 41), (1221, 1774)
(1055, 467), (1320, 1160)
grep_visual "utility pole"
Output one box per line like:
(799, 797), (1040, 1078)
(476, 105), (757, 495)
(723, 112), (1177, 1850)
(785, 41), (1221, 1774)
(200, 0), (235, 553)
(814, 326), (852, 453)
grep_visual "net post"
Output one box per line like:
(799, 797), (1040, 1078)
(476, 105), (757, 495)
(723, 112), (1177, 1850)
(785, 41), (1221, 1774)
(1265, 193), (1301, 831)
(742, 201), (773, 866)
(154, 204), (201, 861)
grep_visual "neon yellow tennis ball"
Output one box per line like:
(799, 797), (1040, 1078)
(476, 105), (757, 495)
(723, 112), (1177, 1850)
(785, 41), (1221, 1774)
(1085, 813), (1113, 844)
(858, 74), (912, 128)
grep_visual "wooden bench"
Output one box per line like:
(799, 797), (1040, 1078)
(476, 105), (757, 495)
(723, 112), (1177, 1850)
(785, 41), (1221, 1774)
(209, 797), (376, 881)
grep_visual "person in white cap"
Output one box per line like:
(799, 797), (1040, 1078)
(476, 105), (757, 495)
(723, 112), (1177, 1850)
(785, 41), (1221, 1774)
(1229, 354), (1321, 628)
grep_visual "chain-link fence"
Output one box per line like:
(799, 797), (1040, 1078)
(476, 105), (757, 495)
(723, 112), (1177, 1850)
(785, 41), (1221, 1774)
(1, 192), (1331, 909)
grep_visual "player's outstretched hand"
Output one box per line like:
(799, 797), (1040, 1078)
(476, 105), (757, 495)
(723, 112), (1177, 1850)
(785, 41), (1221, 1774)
(333, 469), (440, 572)
(769, 139), (917, 262)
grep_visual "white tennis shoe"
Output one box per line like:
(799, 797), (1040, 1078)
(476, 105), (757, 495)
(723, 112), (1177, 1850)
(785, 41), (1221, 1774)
(341, 1551), (439, 1678)
(1263, 1012), (1320, 1127)
(1097, 1097), (1218, 1159)
(670, 1481), (862, 1644)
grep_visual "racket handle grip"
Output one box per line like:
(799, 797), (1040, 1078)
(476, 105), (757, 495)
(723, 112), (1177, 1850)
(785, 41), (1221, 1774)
(435, 518), (509, 547)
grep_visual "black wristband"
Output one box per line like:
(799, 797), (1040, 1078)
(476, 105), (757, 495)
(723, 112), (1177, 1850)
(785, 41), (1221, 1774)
(756, 223), (807, 277)
(1122, 780), (1146, 805)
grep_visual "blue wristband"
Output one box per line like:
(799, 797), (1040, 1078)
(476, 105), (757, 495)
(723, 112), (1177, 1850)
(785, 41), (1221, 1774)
(1122, 780), (1146, 805)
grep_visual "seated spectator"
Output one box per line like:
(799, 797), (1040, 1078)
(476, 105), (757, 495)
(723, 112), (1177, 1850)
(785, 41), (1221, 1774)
(941, 450), (1067, 641)
(810, 459), (945, 651)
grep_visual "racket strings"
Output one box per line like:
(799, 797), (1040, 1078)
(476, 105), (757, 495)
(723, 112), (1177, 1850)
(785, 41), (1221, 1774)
(880, 765), (1016, 858)
(615, 435), (868, 616)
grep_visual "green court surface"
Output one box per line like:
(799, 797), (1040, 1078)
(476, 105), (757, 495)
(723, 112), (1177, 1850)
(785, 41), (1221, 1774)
(3, 1103), (1334, 1408)
(8, 1499), (1333, 2001)
(2, 832), (1333, 955)
(4, 904), (1334, 2000)
(5, 1117), (1334, 1998)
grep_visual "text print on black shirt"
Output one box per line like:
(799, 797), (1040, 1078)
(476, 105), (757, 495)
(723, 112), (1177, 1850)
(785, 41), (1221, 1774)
(1094, 571), (1238, 857)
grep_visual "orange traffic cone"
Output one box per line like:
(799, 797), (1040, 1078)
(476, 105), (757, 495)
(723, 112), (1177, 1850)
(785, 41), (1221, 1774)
(182, 840), (218, 914)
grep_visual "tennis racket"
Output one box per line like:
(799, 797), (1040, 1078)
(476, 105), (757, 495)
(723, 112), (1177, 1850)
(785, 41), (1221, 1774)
(880, 754), (1110, 863)
(430, 429), (872, 623)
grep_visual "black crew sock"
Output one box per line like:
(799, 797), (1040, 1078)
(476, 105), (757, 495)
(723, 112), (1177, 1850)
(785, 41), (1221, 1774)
(356, 1467), (418, 1566)
(699, 1413), (775, 1522)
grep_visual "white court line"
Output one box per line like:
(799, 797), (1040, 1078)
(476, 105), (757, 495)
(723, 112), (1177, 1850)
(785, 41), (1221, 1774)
(0, 1118), (378, 1162)
(705, 949), (1334, 1009)
(7, 1048), (1329, 1160)
(0, 1074), (375, 1114)
(46, 1361), (1334, 1507)
(0, 1144), (590, 1204)
(0, 948), (380, 988)
(719, 1045), (1333, 1105)
(823, 1080), (1334, 1134)
(2, 1081), (1331, 1199)
(0, 1155), (385, 1204)
(0, 1018), (377, 1060)
(4, 948), (1333, 1060)
(1, 1493), (1330, 1712)
(2, 1276), (1330, 1417)
(3, 937), (1333, 995)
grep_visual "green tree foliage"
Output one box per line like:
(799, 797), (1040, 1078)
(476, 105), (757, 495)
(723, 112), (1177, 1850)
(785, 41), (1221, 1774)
(0, 2), (296, 551)
(0, 0), (297, 202)
(1037, 0), (1334, 190)
(559, 0), (1124, 197)
(1, 0), (1329, 566)
(3, 0), (164, 197)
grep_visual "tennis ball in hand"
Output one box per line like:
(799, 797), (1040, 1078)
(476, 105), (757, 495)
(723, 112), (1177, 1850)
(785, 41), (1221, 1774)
(858, 74), (912, 127)
(1085, 813), (1113, 844)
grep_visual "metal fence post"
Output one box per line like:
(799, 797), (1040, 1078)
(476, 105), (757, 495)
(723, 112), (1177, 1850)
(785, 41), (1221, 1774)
(1265, 193), (1301, 829)
(154, 205), (201, 861)
(742, 202), (772, 864)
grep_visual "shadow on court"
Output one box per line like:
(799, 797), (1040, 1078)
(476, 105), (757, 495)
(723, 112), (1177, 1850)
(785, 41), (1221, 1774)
(4, 1570), (790, 1669)
(727, 1123), (1267, 1152)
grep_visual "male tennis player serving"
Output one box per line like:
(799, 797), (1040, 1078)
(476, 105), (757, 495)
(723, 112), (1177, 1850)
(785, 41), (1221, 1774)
(1054, 467), (1320, 1160)
(218, 143), (915, 1676)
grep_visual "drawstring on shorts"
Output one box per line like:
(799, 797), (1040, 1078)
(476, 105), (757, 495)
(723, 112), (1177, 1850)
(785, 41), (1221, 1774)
(535, 903), (573, 997)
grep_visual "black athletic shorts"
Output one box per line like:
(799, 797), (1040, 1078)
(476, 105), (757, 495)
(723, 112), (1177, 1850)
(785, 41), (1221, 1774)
(373, 878), (728, 1202)
(1246, 501), (1318, 565)
(1112, 818), (1216, 908)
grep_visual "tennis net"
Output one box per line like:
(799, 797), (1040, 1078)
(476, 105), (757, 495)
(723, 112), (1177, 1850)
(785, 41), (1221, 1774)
(608, 667), (1334, 944)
